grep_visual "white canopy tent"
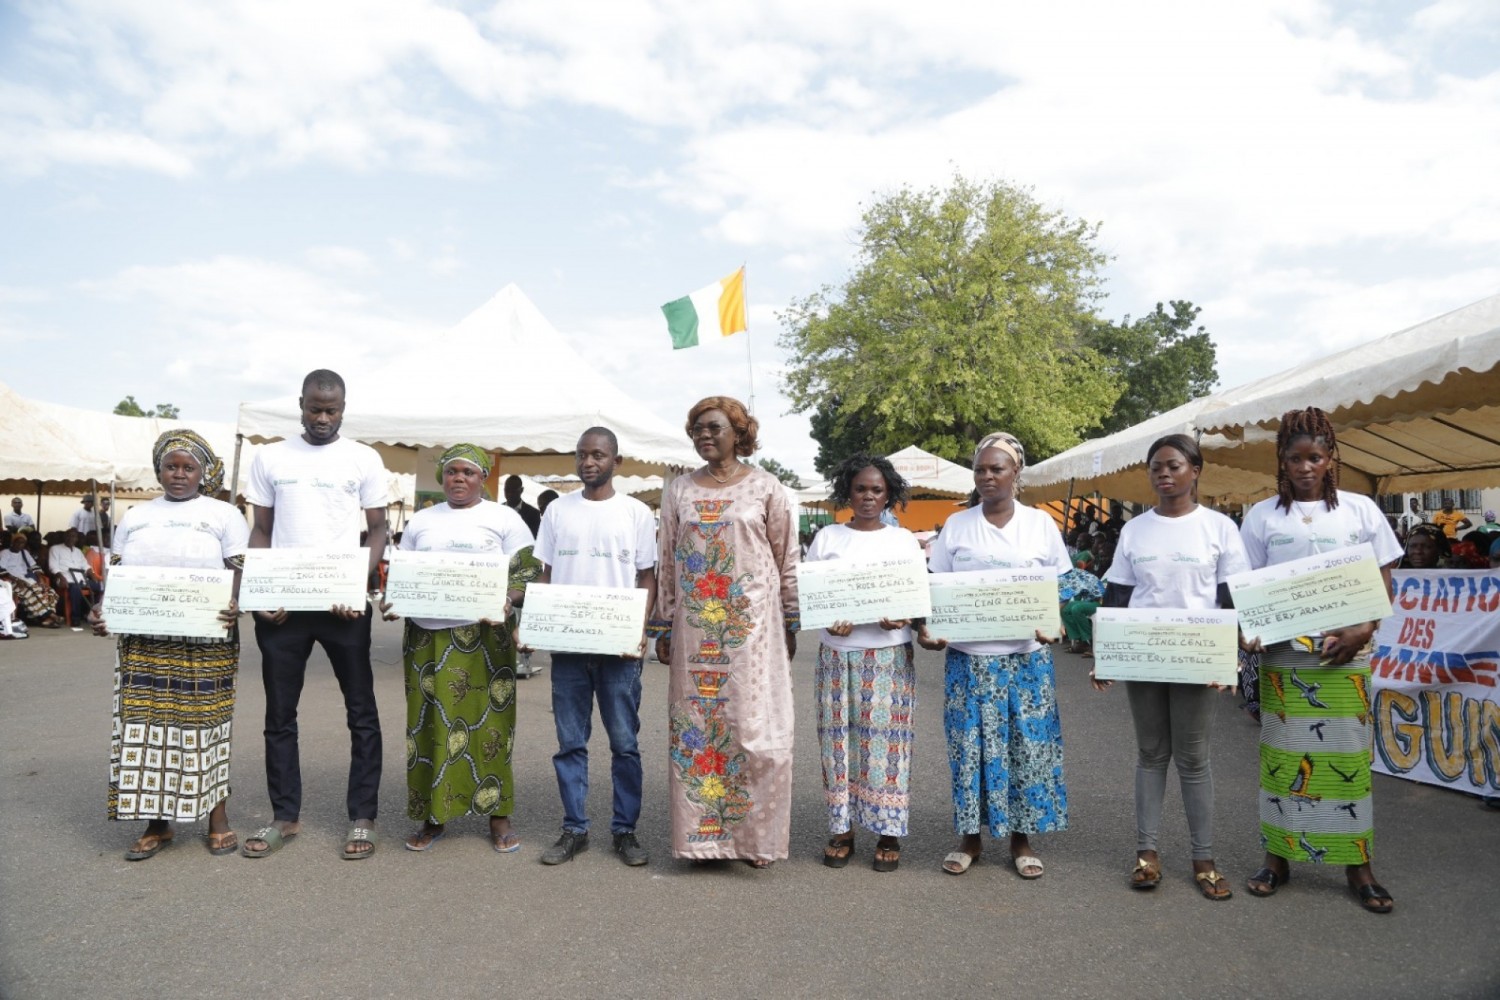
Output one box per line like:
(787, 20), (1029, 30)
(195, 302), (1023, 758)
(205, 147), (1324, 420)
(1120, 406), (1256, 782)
(235, 285), (699, 481)
(1023, 395), (1274, 505)
(886, 445), (976, 498)
(1200, 292), (1500, 494)
(0, 380), (258, 496)
(1026, 292), (1500, 504)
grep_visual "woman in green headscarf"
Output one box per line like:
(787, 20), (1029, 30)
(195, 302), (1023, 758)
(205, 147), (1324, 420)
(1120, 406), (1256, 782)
(382, 444), (541, 853)
(92, 429), (248, 860)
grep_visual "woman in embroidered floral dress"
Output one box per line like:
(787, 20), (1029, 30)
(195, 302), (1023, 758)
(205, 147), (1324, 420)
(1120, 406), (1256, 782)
(652, 397), (799, 867)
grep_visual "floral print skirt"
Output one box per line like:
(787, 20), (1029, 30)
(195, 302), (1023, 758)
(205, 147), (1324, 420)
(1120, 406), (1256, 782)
(816, 642), (915, 837)
(943, 647), (1069, 837)
(404, 620), (517, 824)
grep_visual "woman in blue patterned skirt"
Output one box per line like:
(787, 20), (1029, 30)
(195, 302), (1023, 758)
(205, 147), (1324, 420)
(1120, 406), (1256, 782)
(917, 432), (1071, 878)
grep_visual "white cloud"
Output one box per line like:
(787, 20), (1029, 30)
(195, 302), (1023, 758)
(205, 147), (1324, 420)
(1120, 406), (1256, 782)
(304, 245), (375, 274)
(78, 255), (442, 413)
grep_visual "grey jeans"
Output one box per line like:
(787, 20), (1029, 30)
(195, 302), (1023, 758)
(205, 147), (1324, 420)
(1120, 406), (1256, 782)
(1125, 681), (1216, 861)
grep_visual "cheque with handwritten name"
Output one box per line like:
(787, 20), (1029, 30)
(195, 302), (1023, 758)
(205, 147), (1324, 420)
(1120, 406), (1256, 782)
(385, 550), (509, 621)
(1227, 543), (1393, 646)
(796, 555), (932, 632)
(1092, 608), (1239, 685)
(518, 584), (650, 656)
(925, 568), (1061, 642)
(239, 548), (369, 612)
(101, 565), (235, 639)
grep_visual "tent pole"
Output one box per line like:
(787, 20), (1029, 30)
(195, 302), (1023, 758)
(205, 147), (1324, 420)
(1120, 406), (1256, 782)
(1063, 477), (1076, 534)
(229, 433), (244, 505)
(35, 480), (42, 534)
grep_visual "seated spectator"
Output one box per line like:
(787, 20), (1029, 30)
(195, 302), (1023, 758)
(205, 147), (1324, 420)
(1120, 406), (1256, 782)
(0, 578), (25, 639)
(4, 498), (36, 533)
(1399, 524), (1450, 569)
(48, 527), (101, 624)
(0, 533), (62, 627)
(1471, 510), (1500, 537)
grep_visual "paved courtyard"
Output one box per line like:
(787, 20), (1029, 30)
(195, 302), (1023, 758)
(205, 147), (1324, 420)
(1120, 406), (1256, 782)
(2, 618), (1496, 999)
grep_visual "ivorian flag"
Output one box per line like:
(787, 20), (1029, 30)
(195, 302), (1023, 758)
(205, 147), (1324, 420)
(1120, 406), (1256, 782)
(661, 267), (747, 349)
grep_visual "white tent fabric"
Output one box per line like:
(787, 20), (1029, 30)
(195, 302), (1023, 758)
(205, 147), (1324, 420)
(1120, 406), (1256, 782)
(236, 285), (699, 477)
(1199, 293), (1500, 494)
(0, 381), (256, 494)
(1026, 291), (1500, 502)
(886, 445), (977, 498)
(1023, 396), (1273, 505)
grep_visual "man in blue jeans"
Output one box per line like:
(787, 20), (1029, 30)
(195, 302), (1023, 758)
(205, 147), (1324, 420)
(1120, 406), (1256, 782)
(530, 427), (657, 866)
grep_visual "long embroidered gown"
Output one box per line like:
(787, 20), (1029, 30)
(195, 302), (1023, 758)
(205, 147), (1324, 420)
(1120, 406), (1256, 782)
(656, 467), (799, 861)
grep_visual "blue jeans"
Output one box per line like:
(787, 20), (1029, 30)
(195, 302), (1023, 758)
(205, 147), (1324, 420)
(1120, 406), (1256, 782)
(550, 653), (643, 834)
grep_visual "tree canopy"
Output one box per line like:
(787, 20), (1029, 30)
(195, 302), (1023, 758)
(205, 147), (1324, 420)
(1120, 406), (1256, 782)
(755, 457), (803, 487)
(780, 175), (1121, 476)
(1081, 300), (1217, 438)
(114, 396), (180, 419)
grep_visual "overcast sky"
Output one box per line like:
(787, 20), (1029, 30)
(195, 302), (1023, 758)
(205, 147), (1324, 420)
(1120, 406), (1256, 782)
(3, 0), (1497, 476)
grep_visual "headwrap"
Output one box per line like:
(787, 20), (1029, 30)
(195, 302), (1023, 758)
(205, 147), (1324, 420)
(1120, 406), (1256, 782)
(1485, 510), (1496, 522)
(152, 428), (224, 496)
(973, 432), (1024, 471)
(437, 443), (493, 480)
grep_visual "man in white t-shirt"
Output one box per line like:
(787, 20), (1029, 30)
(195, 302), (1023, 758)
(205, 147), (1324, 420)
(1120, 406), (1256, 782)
(242, 369), (390, 861)
(5, 498), (35, 533)
(69, 496), (98, 535)
(530, 427), (657, 868)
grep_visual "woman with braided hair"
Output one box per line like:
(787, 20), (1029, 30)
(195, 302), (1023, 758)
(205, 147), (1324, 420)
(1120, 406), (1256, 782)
(1238, 407), (1402, 913)
(91, 429), (249, 860)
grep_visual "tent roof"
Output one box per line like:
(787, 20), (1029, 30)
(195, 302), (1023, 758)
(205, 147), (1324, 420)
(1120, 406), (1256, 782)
(1024, 291), (1500, 502)
(0, 381), (255, 495)
(886, 445), (976, 498)
(236, 285), (698, 476)
(1199, 293), (1500, 494)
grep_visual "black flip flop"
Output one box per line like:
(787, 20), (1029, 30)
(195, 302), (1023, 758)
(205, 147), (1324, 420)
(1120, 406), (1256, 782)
(1246, 866), (1290, 897)
(823, 836), (854, 869)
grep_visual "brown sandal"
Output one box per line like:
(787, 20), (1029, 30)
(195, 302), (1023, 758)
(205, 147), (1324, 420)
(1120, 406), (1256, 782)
(206, 830), (238, 856)
(124, 830), (174, 861)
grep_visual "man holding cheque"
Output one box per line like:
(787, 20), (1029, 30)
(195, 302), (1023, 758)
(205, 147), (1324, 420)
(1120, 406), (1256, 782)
(528, 427), (657, 867)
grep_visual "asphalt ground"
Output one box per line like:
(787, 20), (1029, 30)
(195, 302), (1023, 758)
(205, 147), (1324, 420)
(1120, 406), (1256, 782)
(2, 618), (1497, 1000)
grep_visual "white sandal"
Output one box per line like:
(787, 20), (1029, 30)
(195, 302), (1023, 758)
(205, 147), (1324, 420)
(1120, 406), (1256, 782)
(1012, 854), (1044, 879)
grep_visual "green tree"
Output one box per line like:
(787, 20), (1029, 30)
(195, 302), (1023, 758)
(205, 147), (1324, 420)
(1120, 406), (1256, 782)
(755, 457), (803, 487)
(1083, 300), (1217, 437)
(114, 396), (180, 419)
(780, 174), (1120, 473)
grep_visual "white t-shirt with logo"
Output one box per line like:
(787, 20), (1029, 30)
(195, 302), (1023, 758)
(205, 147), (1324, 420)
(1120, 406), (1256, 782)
(1240, 490), (1403, 570)
(1106, 506), (1249, 610)
(399, 499), (534, 630)
(533, 490), (656, 589)
(926, 503), (1070, 656)
(113, 495), (250, 569)
(246, 436), (389, 548)
(804, 523), (921, 651)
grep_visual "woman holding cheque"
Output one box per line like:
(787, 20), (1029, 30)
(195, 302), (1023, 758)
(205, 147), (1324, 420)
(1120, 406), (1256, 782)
(805, 453), (921, 872)
(1240, 408), (1401, 913)
(1090, 434), (1249, 900)
(381, 444), (540, 853)
(917, 431), (1071, 878)
(92, 430), (247, 860)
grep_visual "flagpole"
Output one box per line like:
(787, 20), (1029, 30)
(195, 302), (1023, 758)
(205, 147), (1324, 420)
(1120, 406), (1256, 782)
(742, 263), (754, 414)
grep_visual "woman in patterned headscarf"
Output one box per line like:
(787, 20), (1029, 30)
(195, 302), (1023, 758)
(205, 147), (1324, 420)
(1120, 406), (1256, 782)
(380, 444), (540, 853)
(91, 429), (248, 860)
